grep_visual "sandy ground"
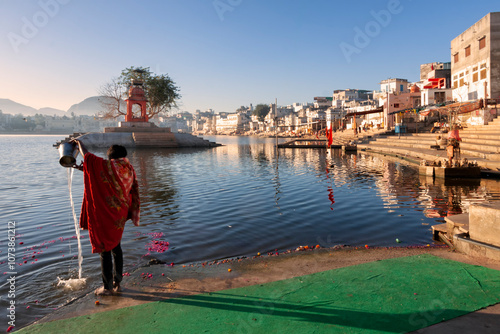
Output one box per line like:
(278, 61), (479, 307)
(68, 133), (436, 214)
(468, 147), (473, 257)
(29, 245), (500, 330)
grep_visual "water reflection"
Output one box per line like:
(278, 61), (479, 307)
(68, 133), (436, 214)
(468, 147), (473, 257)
(418, 176), (486, 218)
(3, 135), (500, 330)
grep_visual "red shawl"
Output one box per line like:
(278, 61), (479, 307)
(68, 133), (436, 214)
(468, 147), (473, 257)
(80, 152), (140, 253)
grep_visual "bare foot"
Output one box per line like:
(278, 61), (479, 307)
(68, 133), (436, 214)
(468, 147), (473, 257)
(113, 282), (122, 293)
(94, 287), (113, 296)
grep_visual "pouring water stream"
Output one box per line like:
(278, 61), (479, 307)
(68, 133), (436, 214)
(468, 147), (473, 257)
(57, 150), (86, 290)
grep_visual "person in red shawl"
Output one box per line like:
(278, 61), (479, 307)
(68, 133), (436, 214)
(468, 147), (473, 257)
(73, 140), (140, 296)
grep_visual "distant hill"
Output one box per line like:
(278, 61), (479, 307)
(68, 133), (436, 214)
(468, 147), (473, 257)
(0, 98), (66, 116)
(0, 96), (126, 117)
(67, 96), (103, 116)
(37, 107), (67, 116)
(0, 99), (38, 116)
(67, 96), (126, 116)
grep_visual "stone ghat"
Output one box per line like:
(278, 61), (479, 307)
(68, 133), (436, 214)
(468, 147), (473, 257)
(357, 116), (500, 171)
(433, 202), (500, 261)
(55, 131), (221, 148)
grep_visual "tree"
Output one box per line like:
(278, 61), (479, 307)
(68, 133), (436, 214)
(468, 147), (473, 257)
(99, 66), (181, 119)
(147, 74), (180, 116)
(252, 104), (270, 122)
(33, 113), (46, 127)
(98, 77), (126, 119)
(11, 114), (34, 130)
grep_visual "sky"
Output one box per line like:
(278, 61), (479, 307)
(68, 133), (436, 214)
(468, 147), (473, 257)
(1, 0), (499, 114)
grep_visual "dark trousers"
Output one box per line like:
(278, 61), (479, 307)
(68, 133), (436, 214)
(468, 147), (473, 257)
(100, 243), (123, 291)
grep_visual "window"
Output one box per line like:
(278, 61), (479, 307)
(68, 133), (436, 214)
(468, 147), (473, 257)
(479, 36), (486, 50)
(453, 81), (458, 89)
(459, 78), (465, 87)
(454, 53), (459, 63)
(480, 69), (487, 80)
(473, 66), (478, 72)
(400, 84), (404, 92)
(394, 103), (400, 108)
(465, 45), (471, 57)
(434, 92), (445, 104)
(473, 73), (479, 82)
(460, 72), (464, 77)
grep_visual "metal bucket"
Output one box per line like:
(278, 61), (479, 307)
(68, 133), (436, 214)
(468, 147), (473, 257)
(58, 142), (78, 167)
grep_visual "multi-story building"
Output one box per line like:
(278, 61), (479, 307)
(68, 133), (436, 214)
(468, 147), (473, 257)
(313, 97), (333, 109)
(451, 12), (500, 102)
(216, 113), (250, 133)
(376, 78), (420, 129)
(419, 62), (454, 105)
(45, 116), (75, 132)
(420, 62), (451, 84)
(379, 78), (409, 95)
(332, 89), (372, 108)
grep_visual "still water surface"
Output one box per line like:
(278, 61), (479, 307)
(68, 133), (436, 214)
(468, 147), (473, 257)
(1, 134), (500, 329)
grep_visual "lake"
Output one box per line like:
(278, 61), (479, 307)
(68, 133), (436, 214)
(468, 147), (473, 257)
(1, 134), (500, 329)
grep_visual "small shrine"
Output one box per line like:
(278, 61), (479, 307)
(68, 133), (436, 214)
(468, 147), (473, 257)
(125, 79), (148, 123)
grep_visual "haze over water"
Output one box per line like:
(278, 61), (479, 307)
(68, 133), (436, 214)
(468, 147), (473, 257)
(2, 134), (500, 329)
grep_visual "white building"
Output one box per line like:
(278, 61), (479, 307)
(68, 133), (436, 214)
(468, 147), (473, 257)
(379, 78), (409, 95)
(216, 113), (247, 133)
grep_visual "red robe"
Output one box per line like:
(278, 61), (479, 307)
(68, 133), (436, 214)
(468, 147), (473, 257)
(80, 153), (140, 253)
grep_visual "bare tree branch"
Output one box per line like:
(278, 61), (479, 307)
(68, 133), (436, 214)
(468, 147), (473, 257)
(98, 77), (126, 119)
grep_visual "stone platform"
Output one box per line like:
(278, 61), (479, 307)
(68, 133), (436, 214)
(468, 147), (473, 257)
(434, 203), (500, 261)
(418, 166), (482, 178)
(57, 122), (221, 148)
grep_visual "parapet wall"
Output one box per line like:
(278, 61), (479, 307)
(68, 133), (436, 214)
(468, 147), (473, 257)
(469, 202), (500, 247)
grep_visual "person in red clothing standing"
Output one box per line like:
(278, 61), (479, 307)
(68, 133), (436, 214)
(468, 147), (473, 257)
(73, 140), (140, 295)
(446, 125), (462, 166)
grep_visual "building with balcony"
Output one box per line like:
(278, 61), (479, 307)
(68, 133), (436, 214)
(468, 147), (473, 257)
(419, 62), (454, 105)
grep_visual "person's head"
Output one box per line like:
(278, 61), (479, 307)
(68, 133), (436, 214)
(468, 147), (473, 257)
(107, 145), (127, 160)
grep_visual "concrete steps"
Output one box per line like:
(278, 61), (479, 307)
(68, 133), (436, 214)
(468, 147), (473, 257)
(357, 119), (500, 170)
(132, 132), (178, 147)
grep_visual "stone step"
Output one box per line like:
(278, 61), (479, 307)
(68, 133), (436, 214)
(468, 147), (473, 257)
(461, 137), (500, 145)
(358, 143), (500, 170)
(382, 133), (500, 146)
(462, 129), (500, 134)
(459, 147), (500, 160)
(357, 143), (442, 162)
(357, 112), (500, 171)
(460, 142), (500, 154)
(373, 140), (436, 150)
(132, 132), (178, 147)
(460, 133), (500, 140)
(367, 138), (500, 160)
(371, 136), (438, 145)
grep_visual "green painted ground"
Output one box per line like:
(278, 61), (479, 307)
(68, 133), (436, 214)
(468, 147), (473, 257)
(21, 254), (500, 333)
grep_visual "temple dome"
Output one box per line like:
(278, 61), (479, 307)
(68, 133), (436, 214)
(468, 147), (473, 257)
(129, 86), (145, 100)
